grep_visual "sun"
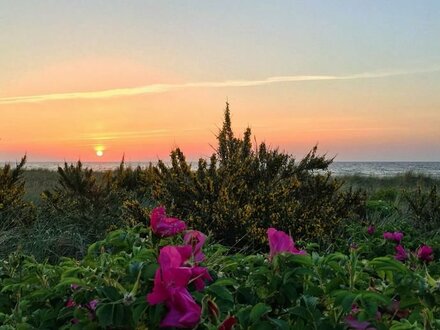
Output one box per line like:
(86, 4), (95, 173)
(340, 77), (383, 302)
(95, 145), (105, 157)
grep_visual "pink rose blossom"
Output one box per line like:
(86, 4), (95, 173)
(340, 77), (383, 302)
(267, 228), (305, 260)
(150, 206), (186, 237)
(87, 299), (98, 311)
(147, 246), (206, 328)
(345, 315), (375, 330)
(383, 231), (403, 243)
(367, 225), (375, 235)
(184, 230), (207, 263)
(417, 245), (434, 262)
(160, 289), (202, 328)
(190, 266), (212, 291)
(394, 245), (408, 262)
(65, 298), (76, 308)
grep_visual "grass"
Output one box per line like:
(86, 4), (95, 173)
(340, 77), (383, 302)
(340, 172), (440, 194)
(22, 169), (59, 204)
(21, 169), (440, 205)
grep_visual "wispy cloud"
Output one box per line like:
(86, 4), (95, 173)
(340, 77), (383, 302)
(0, 68), (438, 105)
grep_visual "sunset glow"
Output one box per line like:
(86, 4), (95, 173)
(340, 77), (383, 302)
(1, 1), (440, 162)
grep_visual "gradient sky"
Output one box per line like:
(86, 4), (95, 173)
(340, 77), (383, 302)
(1, 1), (440, 162)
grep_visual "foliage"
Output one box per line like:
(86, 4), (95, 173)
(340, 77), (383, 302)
(151, 103), (366, 249)
(404, 186), (440, 234)
(0, 157), (36, 258)
(0, 215), (439, 329)
(33, 161), (130, 260)
(0, 156), (34, 229)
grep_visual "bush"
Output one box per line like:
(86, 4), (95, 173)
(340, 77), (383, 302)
(152, 103), (366, 249)
(404, 186), (440, 234)
(0, 156), (36, 258)
(0, 156), (35, 229)
(34, 161), (130, 259)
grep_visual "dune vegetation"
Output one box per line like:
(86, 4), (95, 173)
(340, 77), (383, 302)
(1, 105), (439, 329)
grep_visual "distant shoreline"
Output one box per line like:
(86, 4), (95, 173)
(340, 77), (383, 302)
(4, 161), (438, 178)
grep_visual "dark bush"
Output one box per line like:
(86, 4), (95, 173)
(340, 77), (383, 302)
(0, 156), (35, 229)
(35, 161), (129, 259)
(152, 103), (366, 249)
(404, 185), (440, 234)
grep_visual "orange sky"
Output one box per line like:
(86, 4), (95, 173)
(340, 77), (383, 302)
(1, 2), (440, 161)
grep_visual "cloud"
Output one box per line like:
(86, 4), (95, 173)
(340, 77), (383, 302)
(0, 68), (438, 105)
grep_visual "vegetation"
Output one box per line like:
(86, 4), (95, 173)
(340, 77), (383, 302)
(0, 104), (439, 329)
(152, 103), (365, 249)
(0, 211), (439, 329)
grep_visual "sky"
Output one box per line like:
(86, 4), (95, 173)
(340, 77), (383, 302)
(1, 1), (440, 162)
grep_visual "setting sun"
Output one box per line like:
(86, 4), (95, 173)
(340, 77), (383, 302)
(95, 146), (105, 157)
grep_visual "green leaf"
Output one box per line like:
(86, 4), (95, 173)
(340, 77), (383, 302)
(212, 278), (237, 287)
(236, 306), (252, 328)
(208, 285), (233, 303)
(369, 257), (409, 273)
(96, 304), (113, 327)
(96, 286), (123, 301)
(249, 303), (271, 323)
(250, 321), (274, 330)
(285, 254), (313, 267)
(269, 317), (290, 330)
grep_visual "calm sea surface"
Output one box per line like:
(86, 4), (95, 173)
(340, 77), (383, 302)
(10, 161), (440, 177)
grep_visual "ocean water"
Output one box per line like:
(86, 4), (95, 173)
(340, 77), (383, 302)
(12, 161), (440, 177)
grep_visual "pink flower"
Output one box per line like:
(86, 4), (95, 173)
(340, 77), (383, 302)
(218, 315), (237, 330)
(394, 245), (408, 262)
(158, 245), (192, 270)
(417, 245), (434, 262)
(70, 284), (80, 291)
(267, 228), (305, 260)
(87, 299), (98, 311)
(65, 298), (76, 308)
(383, 231), (403, 243)
(150, 206), (186, 237)
(147, 246), (204, 328)
(345, 315), (375, 330)
(367, 225), (375, 235)
(184, 230), (207, 263)
(190, 266), (212, 291)
(161, 289), (202, 328)
(147, 266), (200, 328)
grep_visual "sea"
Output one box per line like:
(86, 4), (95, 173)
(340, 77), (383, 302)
(12, 161), (440, 177)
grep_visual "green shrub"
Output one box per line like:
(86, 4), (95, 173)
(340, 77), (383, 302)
(404, 186), (440, 234)
(34, 161), (130, 260)
(151, 104), (366, 249)
(0, 156), (34, 229)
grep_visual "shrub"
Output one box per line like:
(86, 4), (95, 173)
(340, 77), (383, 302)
(0, 156), (35, 258)
(34, 161), (129, 259)
(404, 185), (440, 234)
(152, 103), (366, 249)
(0, 156), (34, 229)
